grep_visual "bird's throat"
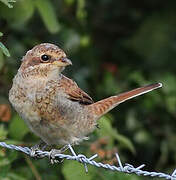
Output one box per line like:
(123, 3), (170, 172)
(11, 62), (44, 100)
(19, 64), (63, 81)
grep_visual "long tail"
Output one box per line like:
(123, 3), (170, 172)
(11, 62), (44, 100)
(88, 83), (162, 119)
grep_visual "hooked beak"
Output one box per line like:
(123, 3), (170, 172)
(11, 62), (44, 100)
(52, 57), (72, 67)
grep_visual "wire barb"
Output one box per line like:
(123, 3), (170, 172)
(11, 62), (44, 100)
(0, 141), (176, 180)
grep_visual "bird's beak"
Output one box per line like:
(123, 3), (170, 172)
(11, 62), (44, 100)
(52, 57), (72, 67)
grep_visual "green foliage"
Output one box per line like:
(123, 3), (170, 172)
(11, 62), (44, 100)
(0, 32), (10, 57)
(0, 42), (10, 57)
(126, 13), (176, 64)
(35, 0), (60, 33)
(97, 116), (135, 153)
(62, 160), (143, 180)
(62, 161), (96, 180)
(102, 171), (142, 180)
(0, 0), (176, 179)
(9, 115), (29, 140)
(0, 0), (16, 8)
(0, 125), (8, 140)
(76, 0), (86, 21)
(0, 0), (34, 27)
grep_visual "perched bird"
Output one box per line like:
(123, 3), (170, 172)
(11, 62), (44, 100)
(9, 43), (162, 155)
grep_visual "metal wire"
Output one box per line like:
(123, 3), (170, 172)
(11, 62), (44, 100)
(0, 141), (176, 180)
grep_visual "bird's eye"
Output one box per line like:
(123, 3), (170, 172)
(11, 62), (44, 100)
(41, 54), (50, 62)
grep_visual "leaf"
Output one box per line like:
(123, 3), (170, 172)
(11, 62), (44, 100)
(35, 0), (60, 34)
(0, 158), (11, 167)
(64, 0), (75, 6)
(0, 125), (8, 141)
(134, 130), (151, 144)
(97, 116), (135, 153)
(166, 95), (176, 114)
(0, 32), (3, 37)
(6, 150), (18, 163)
(80, 35), (90, 47)
(76, 0), (87, 21)
(7, 173), (26, 180)
(0, 42), (10, 57)
(0, 0), (16, 8)
(62, 161), (96, 180)
(160, 73), (176, 114)
(161, 73), (176, 94)
(0, 0), (34, 26)
(102, 169), (142, 180)
(0, 51), (4, 70)
(9, 114), (29, 140)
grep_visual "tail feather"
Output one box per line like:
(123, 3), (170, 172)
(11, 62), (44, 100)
(88, 83), (162, 119)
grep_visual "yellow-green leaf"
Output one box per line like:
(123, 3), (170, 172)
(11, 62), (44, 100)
(0, 0), (34, 26)
(9, 115), (29, 140)
(0, 125), (8, 141)
(35, 0), (60, 34)
(62, 161), (96, 180)
(0, 0), (16, 8)
(97, 116), (135, 153)
(0, 42), (10, 57)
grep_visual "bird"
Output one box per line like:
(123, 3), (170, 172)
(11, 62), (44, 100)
(9, 43), (162, 160)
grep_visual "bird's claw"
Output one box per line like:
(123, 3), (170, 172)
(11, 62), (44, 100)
(49, 149), (64, 164)
(30, 141), (47, 158)
(30, 146), (41, 158)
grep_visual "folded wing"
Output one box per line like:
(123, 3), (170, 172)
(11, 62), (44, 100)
(59, 75), (94, 105)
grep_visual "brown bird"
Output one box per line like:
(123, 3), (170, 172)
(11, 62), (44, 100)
(9, 43), (162, 157)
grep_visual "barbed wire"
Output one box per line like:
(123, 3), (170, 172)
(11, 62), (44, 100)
(0, 141), (176, 180)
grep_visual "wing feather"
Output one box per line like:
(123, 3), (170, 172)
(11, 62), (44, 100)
(59, 75), (94, 105)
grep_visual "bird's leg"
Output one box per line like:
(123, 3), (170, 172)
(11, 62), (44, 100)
(30, 140), (48, 158)
(49, 145), (69, 164)
(60, 144), (69, 152)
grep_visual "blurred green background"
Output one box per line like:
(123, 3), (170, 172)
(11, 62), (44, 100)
(0, 0), (176, 179)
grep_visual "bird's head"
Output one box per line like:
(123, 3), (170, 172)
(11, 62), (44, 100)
(20, 43), (72, 77)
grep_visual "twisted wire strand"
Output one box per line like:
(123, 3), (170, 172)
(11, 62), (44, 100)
(0, 141), (176, 180)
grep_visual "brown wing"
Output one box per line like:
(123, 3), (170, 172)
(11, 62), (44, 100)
(59, 75), (94, 105)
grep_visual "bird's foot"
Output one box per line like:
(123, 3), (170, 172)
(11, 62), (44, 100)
(49, 145), (69, 164)
(49, 149), (63, 164)
(30, 144), (41, 158)
(30, 141), (48, 158)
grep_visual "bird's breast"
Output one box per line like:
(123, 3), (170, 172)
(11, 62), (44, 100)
(9, 75), (96, 145)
